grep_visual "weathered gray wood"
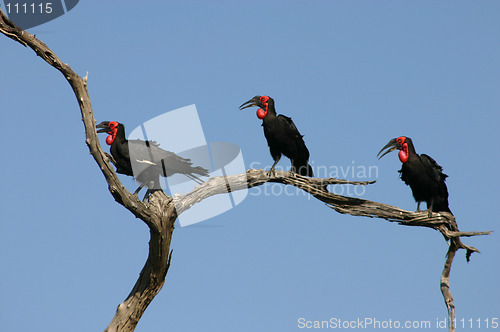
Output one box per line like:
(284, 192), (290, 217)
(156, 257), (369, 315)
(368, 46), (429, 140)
(0, 10), (174, 332)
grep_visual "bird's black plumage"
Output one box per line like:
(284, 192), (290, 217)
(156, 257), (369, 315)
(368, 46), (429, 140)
(97, 121), (209, 199)
(239, 96), (313, 177)
(378, 136), (451, 215)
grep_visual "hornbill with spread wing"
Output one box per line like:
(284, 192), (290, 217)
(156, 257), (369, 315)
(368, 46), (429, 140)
(97, 121), (209, 199)
(239, 95), (313, 177)
(377, 136), (452, 216)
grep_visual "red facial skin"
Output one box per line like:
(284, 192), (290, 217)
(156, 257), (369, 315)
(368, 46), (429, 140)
(256, 96), (270, 119)
(105, 121), (119, 145)
(397, 136), (409, 163)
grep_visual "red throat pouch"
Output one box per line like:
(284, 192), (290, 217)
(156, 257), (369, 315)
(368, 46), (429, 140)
(106, 133), (116, 145)
(257, 108), (267, 119)
(398, 143), (409, 163)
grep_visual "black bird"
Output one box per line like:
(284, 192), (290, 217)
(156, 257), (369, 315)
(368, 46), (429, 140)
(377, 136), (452, 216)
(97, 121), (209, 199)
(239, 95), (313, 177)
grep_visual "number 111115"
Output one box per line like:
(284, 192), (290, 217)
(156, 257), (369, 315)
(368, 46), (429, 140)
(5, 2), (53, 14)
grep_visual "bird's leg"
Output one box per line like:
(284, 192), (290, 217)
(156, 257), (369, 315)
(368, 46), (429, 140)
(142, 189), (152, 202)
(267, 157), (280, 177)
(416, 201), (422, 212)
(427, 199), (434, 218)
(142, 181), (162, 202)
(133, 185), (144, 196)
(288, 160), (298, 178)
(268, 163), (277, 177)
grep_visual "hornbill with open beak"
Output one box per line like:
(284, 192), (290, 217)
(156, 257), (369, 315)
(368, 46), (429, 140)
(377, 136), (452, 216)
(97, 121), (209, 200)
(239, 95), (313, 177)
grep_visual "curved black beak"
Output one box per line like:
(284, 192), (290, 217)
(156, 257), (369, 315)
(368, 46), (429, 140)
(239, 96), (261, 110)
(377, 138), (401, 159)
(96, 121), (111, 133)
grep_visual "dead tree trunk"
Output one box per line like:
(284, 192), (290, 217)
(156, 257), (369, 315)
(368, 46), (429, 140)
(0, 10), (491, 332)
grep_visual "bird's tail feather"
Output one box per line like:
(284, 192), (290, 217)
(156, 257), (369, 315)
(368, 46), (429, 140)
(293, 162), (313, 177)
(191, 166), (210, 177)
(183, 166), (209, 184)
(185, 173), (204, 185)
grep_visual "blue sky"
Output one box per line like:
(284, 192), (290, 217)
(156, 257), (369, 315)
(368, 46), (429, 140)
(1, 1), (499, 331)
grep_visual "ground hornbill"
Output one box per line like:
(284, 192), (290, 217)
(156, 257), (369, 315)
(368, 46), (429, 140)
(97, 121), (209, 200)
(377, 136), (452, 216)
(239, 95), (313, 177)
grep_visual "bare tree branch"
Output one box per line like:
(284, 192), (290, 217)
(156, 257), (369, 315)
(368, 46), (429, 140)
(441, 242), (458, 332)
(177, 169), (489, 255)
(1, 10), (174, 331)
(1, 10), (491, 332)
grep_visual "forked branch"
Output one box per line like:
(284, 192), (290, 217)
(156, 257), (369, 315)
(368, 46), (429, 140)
(1, 10), (490, 332)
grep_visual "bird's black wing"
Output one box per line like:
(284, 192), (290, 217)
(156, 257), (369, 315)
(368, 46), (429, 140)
(126, 140), (162, 164)
(278, 115), (310, 159)
(278, 115), (312, 176)
(420, 153), (451, 213)
(278, 115), (304, 144)
(420, 154), (448, 182)
(147, 142), (190, 164)
(278, 114), (300, 134)
(130, 140), (209, 177)
(124, 139), (185, 164)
